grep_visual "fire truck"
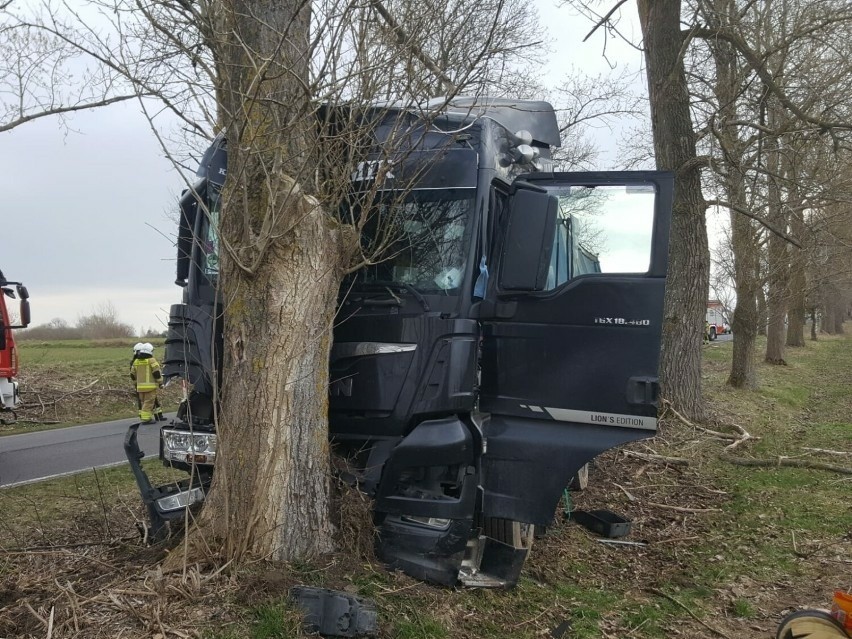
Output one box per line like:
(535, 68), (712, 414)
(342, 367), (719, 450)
(0, 270), (31, 423)
(126, 97), (674, 587)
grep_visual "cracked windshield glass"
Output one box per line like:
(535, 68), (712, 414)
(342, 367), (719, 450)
(354, 189), (474, 293)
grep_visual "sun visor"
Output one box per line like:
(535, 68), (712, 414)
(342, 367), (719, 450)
(428, 98), (561, 148)
(350, 148), (478, 192)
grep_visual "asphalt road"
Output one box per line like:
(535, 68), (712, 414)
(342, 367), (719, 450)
(0, 414), (172, 488)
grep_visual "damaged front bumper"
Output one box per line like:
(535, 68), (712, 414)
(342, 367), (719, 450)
(124, 422), (212, 540)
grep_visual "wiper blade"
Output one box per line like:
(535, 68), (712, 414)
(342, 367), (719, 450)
(357, 280), (431, 312)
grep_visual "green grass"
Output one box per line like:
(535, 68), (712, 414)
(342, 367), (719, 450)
(732, 598), (756, 618)
(250, 602), (303, 639)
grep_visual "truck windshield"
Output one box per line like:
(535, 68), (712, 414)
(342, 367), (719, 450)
(202, 187), (222, 277)
(352, 189), (474, 294)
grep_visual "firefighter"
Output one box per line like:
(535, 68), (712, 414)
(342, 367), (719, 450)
(130, 342), (163, 423)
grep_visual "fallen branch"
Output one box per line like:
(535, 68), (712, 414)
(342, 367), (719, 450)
(646, 588), (732, 639)
(803, 447), (852, 457)
(597, 538), (647, 547)
(648, 502), (721, 513)
(694, 425), (738, 441)
(661, 399), (695, 428)
(722, 454), (852, 475)
(661, 399), (759, 450)
(613, 482), (637, 502)
(623, 450), (689, 466)
(724, 424), (758, 451)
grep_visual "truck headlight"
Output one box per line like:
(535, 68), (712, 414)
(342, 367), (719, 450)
(156, 487), (205, 512)
(162, 428), (217, 465)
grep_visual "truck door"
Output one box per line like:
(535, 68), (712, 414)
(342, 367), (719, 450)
(478, 171), (673, 526)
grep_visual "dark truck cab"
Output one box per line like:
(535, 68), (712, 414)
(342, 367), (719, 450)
(126, 97), (673, 587)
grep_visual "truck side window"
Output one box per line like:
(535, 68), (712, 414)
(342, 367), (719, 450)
(544, 215), (570, 290)
(201, 189), (221, 276)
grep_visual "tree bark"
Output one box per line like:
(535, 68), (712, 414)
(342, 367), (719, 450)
(191, 0), (350, 563)
(764, 106), (787, 365)
(704, 4), (759, 388)
(637, 0), (709, 419)
(785, 200), (806, 347)
(757, 286), (767, 336)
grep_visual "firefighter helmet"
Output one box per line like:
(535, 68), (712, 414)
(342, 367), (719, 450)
(133, 342), (144, 353)
(138, 343), (155, 355)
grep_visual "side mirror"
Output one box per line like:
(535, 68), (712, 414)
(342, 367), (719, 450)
(175, 187), (200, 287)
(20, 299), (31, 328)
(498, 189), (558, 292)
(16, 285), (29, 300)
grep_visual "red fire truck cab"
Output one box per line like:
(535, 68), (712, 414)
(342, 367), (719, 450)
(0, 270), (31, 421)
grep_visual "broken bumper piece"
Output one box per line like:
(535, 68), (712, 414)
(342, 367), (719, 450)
(290, 586), (377, 637)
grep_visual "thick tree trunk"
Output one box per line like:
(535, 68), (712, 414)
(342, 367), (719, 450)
(764, 111), (787, 365)
(705, 12), (759, 388)
(189, 0), (350, 563)
(727, 208), (760, 387)
(809, 307), (818, 340)
(210, 208), (342, 561)
(821, 300), (834, 334)
(638, 0), (709, 419)
(757, 286), (767, 336)
(835, 302), (846, 334)
(786, 204), (806, 347)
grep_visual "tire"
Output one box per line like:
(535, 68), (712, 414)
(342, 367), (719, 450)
(569, 463), (589, 490)
(775, 609), (850, 639)
(710, 327), (717, 341)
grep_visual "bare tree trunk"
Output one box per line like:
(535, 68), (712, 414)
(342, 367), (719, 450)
(727, 208), (760, 387)
(822, 288), (840, 334)
(835, 302), (846, 334)
(638, 0), (709, 419)
(757, 286), (767, 336)
(764, 109), (787, 365)
(705, 8), (759, 388)
(190, 0), (349, 563)
(212, 211), (342, 561)
(786, 202), (806, 347)
(809, 307), (818, 340)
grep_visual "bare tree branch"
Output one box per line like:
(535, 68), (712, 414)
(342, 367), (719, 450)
(705, 198), (802, 248)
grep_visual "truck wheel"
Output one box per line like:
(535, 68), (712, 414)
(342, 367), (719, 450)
(483, 517), (535, 550)
(710, 327), (717, 340)
(569, 463), (589, 490)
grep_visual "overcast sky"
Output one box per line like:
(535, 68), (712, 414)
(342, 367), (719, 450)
(1, 0), (646, 333)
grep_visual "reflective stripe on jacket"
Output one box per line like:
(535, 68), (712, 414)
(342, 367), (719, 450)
(131, 357), (162, 392)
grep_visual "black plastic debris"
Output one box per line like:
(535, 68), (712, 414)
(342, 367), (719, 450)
(290, 586), (378, 637)
(570, 509), (632, 538)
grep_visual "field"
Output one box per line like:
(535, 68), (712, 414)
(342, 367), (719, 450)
(4, 339), (181, 435)
(1, 333), (850, 638)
